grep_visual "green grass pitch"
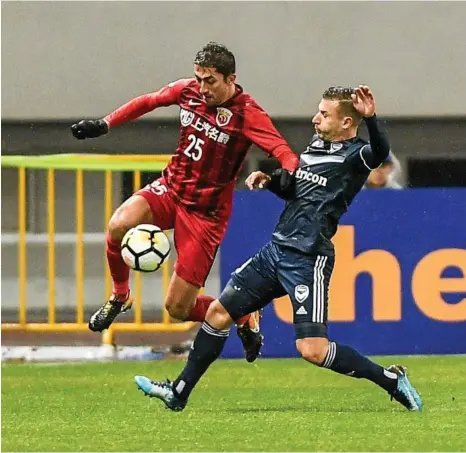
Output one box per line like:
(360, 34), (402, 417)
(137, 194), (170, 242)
(2, 356), (465, 451)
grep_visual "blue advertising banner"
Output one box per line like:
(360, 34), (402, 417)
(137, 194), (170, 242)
(220, 189), (466, 358)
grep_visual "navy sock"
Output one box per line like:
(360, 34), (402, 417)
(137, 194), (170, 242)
(322, 341), (397, 393)
(172, 322), (229, 401)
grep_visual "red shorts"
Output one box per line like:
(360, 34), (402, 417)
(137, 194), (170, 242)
(135, 178), (229, 288)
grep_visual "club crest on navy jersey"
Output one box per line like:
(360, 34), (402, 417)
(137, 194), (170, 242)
(310, 138), (325, 149)
(330, 143), (343, 153)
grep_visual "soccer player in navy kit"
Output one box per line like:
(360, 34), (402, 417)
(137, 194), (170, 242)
(134, 86), (423, 412)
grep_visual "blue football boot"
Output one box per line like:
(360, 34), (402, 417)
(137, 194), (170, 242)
(387, 365), (423, 411)
(134, 376), (186, 412)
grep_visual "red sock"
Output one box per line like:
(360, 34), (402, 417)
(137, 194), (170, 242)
(106, 233), (130, 297)
(236, 314), (251, 327)
(185, 295), (215, 322)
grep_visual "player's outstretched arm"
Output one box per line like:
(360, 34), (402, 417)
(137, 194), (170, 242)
(243, 105), (299, 170)
(245, 169), (295, 200)
(70, 79), (191, 140)
(70, 93), (160, 140)
(352, 85), (390, 168)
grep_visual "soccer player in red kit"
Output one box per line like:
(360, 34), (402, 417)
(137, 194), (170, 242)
(71, 42), (298, 362)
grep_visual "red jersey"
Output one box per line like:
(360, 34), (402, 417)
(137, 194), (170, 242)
(105, 78), (297, 218)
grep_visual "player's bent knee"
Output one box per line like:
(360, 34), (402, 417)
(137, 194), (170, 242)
(165, 291), (196, 321)
(108, 197), (153, 241)
(108, 213), (131, 241)
(164, 273), (201, 320)
(164, 289), (197, 320)
(206, 300), (233, 330)
(296, 338), (328, 366)
(164, 300), (191, 320)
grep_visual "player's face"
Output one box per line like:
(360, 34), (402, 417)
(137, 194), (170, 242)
(193, 64), (236, 107)
(312, 99), (351, 141)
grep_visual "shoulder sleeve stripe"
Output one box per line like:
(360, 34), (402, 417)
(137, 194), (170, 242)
(301, 154), (346, 166)
(359, 144), (378, 170)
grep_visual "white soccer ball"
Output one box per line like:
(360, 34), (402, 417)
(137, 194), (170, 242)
(121, 224), (171, 272)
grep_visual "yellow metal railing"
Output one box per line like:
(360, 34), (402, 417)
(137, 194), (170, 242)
(1, 154), (196, 344)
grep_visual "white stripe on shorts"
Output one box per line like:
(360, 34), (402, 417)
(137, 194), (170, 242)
(312, 255), (328, 323)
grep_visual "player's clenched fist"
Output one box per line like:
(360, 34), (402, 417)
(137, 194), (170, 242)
(245, 171), (271, 190)
(70, 119), (109, 140)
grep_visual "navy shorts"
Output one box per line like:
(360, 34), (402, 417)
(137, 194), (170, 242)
(219, 241), (334, 339)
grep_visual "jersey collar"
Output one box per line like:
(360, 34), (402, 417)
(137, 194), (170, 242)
(220, 84), (244, 107)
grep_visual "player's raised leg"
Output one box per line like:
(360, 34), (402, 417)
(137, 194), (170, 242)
(89, 195), (150, 331)
(89, 179), (175, 332)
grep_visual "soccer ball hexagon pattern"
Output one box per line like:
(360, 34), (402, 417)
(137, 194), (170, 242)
(120, 224), (171, 272)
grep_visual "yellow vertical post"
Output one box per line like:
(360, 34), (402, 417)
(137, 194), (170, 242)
(47, 169), (56, 324)
(76, 169), (84, 324)
(133, 170), (142, 324)
(102, 170), (114, 346)
(104, 170), (113, 297)
(18, 167), (27, 326)
(162, 257), (170, 324)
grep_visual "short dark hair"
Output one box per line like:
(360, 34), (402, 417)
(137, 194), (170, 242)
(323, 86), (361, 123)
(193, 42), (236, 77)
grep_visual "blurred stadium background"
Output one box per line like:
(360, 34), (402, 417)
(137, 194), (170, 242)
(2, 0), (465, 358)
(1, 2), (466, 451)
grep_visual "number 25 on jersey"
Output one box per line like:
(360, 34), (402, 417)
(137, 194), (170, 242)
(184, 134), (204, 161)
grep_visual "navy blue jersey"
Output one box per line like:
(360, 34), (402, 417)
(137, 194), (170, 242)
(269, 117), (389, 255)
